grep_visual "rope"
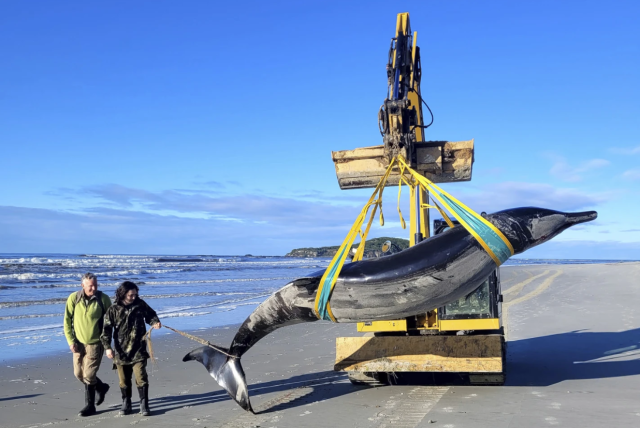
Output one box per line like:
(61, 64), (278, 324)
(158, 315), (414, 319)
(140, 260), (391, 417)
(144, 324), (238, 358)
(145, 327), (158, 370)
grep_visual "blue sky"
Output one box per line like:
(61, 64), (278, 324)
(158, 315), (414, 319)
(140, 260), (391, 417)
(1, 1), (639, 258)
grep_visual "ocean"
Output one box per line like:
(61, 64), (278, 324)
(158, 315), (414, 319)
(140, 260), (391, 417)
(0, 253), (629, 362)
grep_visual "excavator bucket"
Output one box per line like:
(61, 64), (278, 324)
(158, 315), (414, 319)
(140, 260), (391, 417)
(331, 140), (474, 189)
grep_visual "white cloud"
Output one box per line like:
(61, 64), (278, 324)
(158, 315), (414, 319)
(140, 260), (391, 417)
(622, 169), (640, 181)
(1, 205), (636, 260)
(8, 178), (616, 255)
(79, 180), (610, 227)
(443, 181), (609, 213)
(0, 205), (358, 255)
(610, 146), (640, 155)
(549, 158), (610, 182)
(76, 184), (363, 227)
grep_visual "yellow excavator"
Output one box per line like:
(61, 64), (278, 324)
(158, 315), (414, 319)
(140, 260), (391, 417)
(331, 13), (505, 386)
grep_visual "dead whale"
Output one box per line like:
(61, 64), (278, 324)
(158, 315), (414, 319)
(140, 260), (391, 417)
(184, 207), (597, 412)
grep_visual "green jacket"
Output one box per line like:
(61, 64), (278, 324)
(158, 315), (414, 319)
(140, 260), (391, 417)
(100, 298), (160, 365)
(64, 290), (112, 346)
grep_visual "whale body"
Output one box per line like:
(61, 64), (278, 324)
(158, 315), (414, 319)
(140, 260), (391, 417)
(184, 207), (597, 412)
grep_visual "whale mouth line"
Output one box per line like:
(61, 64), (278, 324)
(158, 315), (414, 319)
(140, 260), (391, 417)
(566, 211), (598, 225)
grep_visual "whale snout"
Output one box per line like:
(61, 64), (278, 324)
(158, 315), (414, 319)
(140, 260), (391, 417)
(497, 207), (599, 254)
(566, 210), (598, 225)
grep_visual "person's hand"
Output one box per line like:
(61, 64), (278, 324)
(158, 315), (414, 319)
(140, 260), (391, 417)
(69, 343), (79, 353)
(106, 349), (114, 359)
(153, 321), (162, 330)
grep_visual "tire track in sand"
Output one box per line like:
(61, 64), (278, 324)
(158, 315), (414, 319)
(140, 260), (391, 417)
(502, 270), (550, 297)
(503, 269), (563, 340)
(369, 386), (449, 428)
(217, 373), (349, 427)
(217, 386), (314, 427)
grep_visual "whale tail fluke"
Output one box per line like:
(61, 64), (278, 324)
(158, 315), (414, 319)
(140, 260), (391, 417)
(183, 346), (253, 413)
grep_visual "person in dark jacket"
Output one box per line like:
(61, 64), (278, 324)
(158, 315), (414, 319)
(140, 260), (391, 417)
(101, 281), (161, 416)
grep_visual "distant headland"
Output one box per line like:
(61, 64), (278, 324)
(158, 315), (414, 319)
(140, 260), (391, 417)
(285, 237), (409, 258)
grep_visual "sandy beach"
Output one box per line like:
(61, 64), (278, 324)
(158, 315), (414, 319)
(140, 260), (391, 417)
(2, 262), (640, 428)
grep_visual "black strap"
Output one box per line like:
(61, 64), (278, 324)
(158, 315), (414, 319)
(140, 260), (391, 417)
(94, 291), (106, 315)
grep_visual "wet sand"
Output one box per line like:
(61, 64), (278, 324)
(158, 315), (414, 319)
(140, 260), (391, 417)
(1, 262), (639, 428)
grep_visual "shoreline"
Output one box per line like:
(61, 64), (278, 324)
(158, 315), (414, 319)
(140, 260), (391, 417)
(2, 259), (638, 363)
(0, 297), (266, 364)
(0, 320), (245, 365)
(2, 252), (638, 260)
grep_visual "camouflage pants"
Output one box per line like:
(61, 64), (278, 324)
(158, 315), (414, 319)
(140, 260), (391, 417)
(116, 360), (148, 388)
(73, 343), (104, 385)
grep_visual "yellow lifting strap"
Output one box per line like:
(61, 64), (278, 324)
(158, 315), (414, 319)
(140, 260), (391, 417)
(395, 156), (514, 265)
(313, 156), (514, 322)
(313, 157), (397, 321)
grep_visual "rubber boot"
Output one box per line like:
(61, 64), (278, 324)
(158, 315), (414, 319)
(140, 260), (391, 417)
(95, 377), (110, 406)
(119, 386), (132, 415)
(78, 384), (97, 417)
(138, 385), (150, 416)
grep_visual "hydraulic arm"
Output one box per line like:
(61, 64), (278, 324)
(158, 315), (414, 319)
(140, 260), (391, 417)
(379, 13), (429, 166)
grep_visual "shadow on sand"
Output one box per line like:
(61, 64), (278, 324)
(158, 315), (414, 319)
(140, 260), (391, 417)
(505, 327), (640, 386)
(146, 328), (640, 414)
(389, 327), (640, 387)
(148, 370), (357, 415)
(380, 329), (640, 386)
(0, 393), (42, 402)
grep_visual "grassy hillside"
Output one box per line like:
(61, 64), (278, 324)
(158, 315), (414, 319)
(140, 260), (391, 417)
(285, 237), (409, 258)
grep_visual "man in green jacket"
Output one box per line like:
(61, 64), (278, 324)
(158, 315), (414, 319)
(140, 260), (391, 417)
(63, 272), (112, 417)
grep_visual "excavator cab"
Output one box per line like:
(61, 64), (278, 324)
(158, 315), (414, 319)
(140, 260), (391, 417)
(435, 219), (503, 331)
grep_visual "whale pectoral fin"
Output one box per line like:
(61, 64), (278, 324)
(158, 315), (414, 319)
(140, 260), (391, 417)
(183, 346), (254, 413)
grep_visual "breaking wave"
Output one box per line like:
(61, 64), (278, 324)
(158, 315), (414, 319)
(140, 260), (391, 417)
(0, 291), (272, 310)
(0, 252), (328, 361)
(0, 276), (295, 292)
(0, 294), (267, 335)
